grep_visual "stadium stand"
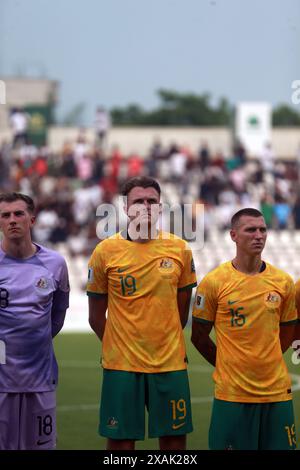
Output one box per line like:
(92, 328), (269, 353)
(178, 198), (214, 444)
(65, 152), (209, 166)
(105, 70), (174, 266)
(1, 131), (300, 330)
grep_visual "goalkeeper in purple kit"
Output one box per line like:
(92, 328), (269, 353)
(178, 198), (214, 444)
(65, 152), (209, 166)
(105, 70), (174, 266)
(0, 193), (70, 450)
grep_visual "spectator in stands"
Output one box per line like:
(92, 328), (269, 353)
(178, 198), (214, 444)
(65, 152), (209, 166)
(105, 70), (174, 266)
(170, 146), (187, 184)
(9, 107), (30, 148)
(233, 140), (247, 166)
(261, 142), (275, 174)
(273, 196), (292, 230)
(33, 201), (60, 245)
(60, 141), (77, 178)
(0, 140), (11, 190)
(198, 140), (210, 170)
(127, 153), (143, 178)
(147, 139), (164, 177)
(94, 106), (111, 149)
(73, 132), (89, 168)
(293, 195), (300, 229)
(110, 145), (123, 182)
(260, 194), (274, 228)
(90, 147), (105, 184)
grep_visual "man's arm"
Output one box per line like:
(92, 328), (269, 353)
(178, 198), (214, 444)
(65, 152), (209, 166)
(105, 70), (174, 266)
(280, 323), (296, 353)
(191, 318), (216, 366)
(88, 294), (108, 340)
(51, 289), (69, 338)
(177, 288), (193, 329)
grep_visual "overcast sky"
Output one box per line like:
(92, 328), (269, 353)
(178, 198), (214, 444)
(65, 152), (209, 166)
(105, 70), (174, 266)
(1, 0), (299, 124)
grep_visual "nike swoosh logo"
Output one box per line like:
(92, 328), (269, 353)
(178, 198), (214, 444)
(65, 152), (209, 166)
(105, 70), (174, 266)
(117, 267), (129, 273)
(172, 422), (186, 430)
(228, 300), (238, 305)
(37, 439), (51, 446)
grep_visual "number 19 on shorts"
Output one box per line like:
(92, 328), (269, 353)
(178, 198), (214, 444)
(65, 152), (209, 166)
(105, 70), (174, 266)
(170, 399), (186, 430)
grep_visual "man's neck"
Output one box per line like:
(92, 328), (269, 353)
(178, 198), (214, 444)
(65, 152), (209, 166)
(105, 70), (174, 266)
(232, 255), (263, 275)
(1, 239), (37, 259)
(127, 224), (158, 243)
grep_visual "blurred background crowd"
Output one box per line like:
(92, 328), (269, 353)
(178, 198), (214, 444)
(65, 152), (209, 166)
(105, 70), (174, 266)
(1, 115), (300, 257)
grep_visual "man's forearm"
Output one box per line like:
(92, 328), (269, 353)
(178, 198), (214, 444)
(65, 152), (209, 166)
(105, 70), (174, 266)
(191, 332), (216, 366)
(89, 316), (106, 341)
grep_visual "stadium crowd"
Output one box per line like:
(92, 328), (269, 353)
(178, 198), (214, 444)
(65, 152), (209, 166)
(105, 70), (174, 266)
(0, 131), (300, 255)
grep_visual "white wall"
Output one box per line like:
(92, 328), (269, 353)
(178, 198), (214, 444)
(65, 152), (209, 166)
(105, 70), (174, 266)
(47, 126), (232, 157)
(0, 126), (299, 159)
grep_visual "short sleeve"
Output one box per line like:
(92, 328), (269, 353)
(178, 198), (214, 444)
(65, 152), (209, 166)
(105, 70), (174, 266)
(192, 274), (217, 324)
(86, 243), (108, 296)
(58, 258), (70, 293)
(280, 276), (297, 325)
(177, 243), (197, 291)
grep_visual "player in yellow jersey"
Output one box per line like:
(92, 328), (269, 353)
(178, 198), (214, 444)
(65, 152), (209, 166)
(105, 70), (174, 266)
(192, 208), (297, 450)
(87, 176), (197, 450)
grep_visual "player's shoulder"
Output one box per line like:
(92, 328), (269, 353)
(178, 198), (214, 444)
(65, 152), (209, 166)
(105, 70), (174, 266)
(206, 260), (231, 278)
(265, 262), (294, 283)
(36, 244), (67, 268)
(93, 232), (124, 251)
(159, 231), (191, 249)
(90, 233), (128, 260)
(198, 261), (231, 286)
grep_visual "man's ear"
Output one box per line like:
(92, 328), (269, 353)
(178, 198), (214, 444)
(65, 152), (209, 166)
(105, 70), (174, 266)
(123, 195), (128, 216)
(30, 215), (36, 226)
(230, 229), (236, 242)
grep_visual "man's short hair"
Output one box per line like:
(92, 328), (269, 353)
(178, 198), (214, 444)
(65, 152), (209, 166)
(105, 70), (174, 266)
(121, 176), (161, 197)
(231, 208), (264, 228)
(0, 193), (35, 214)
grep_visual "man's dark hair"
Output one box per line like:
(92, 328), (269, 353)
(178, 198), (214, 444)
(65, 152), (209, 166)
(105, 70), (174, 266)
(121, 176), (161, 197)
(0, 192), (35, 214)
(231, 208), (263, 228)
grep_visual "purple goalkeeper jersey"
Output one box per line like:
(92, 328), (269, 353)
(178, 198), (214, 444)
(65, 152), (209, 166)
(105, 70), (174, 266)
(0, 244), (69, 392)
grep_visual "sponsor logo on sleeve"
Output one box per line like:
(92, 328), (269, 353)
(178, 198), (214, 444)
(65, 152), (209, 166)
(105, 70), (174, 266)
(195, 294), (205, 309)
(191, 258), (195, 273)
(88, 267), (94, 283)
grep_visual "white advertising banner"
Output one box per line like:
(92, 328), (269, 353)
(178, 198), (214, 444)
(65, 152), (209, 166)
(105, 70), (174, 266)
(235, 102), (271, 157)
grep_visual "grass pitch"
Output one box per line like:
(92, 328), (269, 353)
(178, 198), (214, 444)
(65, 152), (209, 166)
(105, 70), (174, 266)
(54, 330), (300, 450)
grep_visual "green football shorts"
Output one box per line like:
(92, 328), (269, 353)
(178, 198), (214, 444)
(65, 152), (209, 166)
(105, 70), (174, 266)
(99, 369), (193, 440)
(209, 398), (296, 450)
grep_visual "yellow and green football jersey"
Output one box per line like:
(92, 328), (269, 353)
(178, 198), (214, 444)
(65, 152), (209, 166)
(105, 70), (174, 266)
(87, 231), (197, 373)
(193, 261), (297, 403)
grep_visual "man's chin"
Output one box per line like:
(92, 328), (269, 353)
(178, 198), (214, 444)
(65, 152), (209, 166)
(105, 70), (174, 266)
(251, 247), (264, 254)
(8, 233), (22, 239)
(129, 222), (157, 240)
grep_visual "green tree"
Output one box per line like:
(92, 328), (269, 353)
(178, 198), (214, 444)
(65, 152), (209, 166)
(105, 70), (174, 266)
(111, 89), (233, 126)
(272, 104), (300, 126)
